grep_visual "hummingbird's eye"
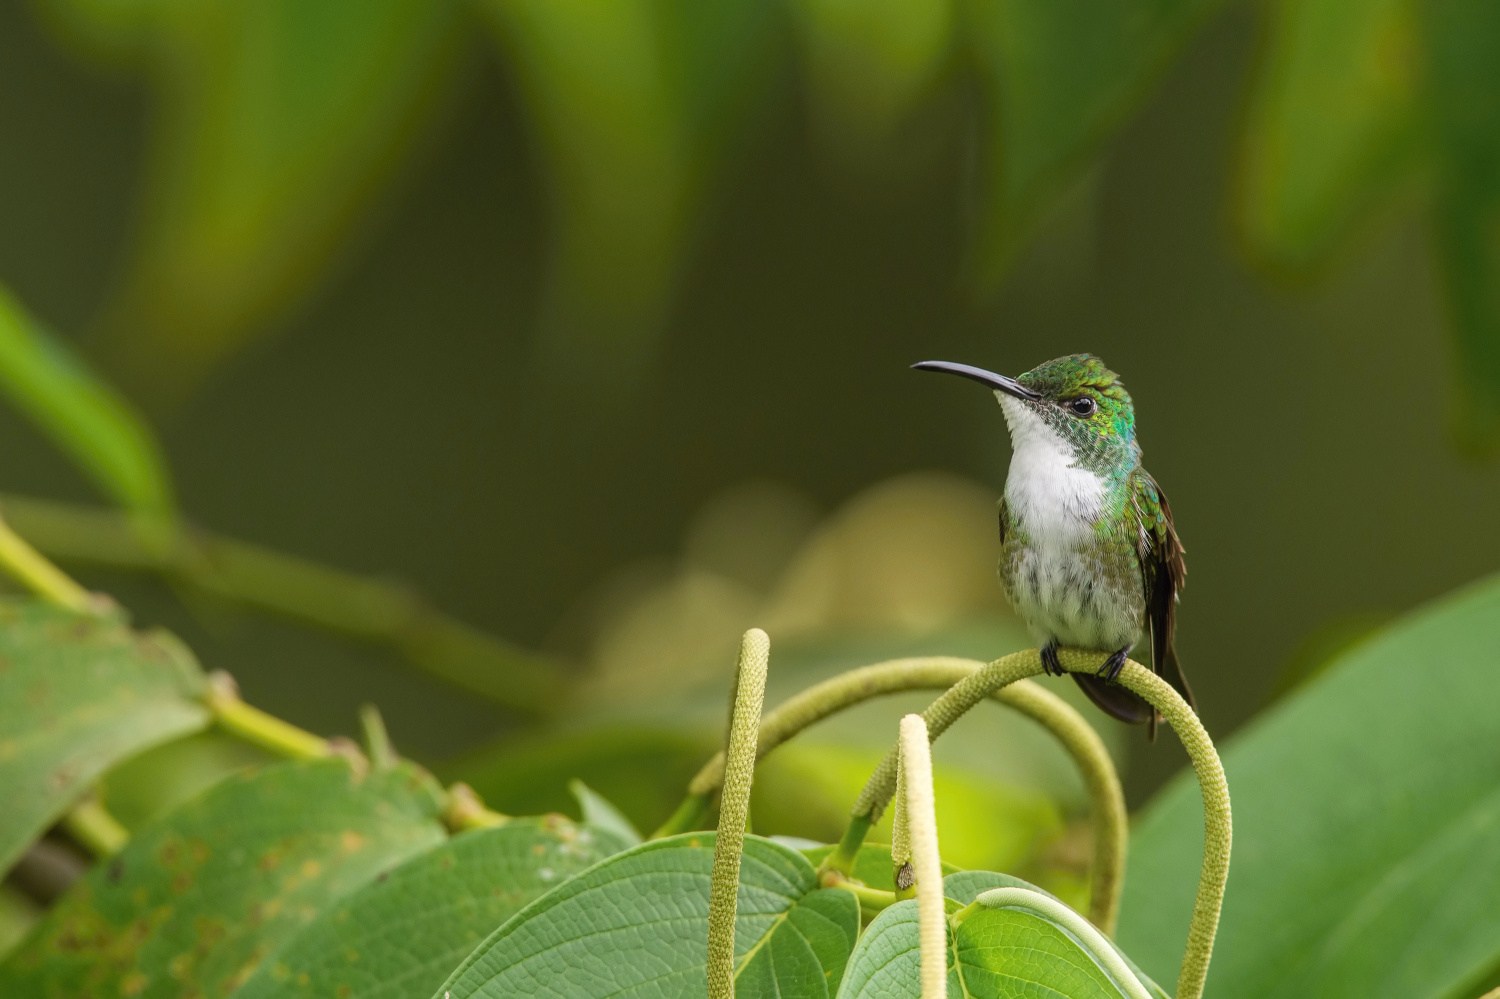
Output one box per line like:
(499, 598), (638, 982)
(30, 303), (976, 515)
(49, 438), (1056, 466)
(1067, 397), (1097, 416)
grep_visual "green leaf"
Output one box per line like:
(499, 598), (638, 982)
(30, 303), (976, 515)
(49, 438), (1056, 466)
(966, 0), (1224, 284)
(0, 757), (447, 999)
(1119, 572), (1500, 998)
(0, 600), (208, 875)
(434, 832), (860, 999)
(41, 0), (467, 394)
(1236, 0), (1424, 273)
(941, 873), (1171, 997)
(1424, 0), (1500, 446)
(235, 816), (632, 999)
(568, 779), (643, 847)
(837, 882), (1159, 999)
(0, 286), (174, 517)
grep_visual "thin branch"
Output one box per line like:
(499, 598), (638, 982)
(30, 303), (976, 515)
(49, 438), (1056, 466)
(899, 715), (945, 999)
(0, 494), (562, 715)
(0, 512), (95, 613)
(61, 795), (129, 857)
(707, 629), (770, 999)
(359, 704), (396, 769)
(205, 671), (331, 760)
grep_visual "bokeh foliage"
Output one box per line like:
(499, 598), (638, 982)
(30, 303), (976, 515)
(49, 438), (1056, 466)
(3, 0), (1500, 996)
(1238, 0), (1500, 443)
(20, 0), (1500, 427)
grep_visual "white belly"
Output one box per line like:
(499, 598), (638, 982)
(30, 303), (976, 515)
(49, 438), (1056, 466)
(999, 396), (1142, 650)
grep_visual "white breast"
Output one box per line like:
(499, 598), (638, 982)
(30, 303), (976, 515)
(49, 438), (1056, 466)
(998, 395), (1105, 548)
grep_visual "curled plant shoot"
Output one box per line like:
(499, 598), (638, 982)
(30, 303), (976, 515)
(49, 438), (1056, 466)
(706, 628), (770, 999)
(662, 655), (1126, 933)
(830, 647), (1230, 999)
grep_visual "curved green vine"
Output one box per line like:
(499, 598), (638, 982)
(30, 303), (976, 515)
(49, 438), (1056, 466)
(828, 648), (1230, 999)
(659, 655), (1127, 931)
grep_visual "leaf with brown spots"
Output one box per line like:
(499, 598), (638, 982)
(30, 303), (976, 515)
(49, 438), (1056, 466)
(0, 758), (446, 998)
(234, 815), (631, 999)
(0, 600), (209, 875)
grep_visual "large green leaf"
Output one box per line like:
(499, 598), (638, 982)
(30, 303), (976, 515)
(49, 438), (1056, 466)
(0, 757), (447, 998)
(837, 877), (1162, 999)
(0, 600), (208, 875)
(965, 0), (1223, 283)
(235, 816), (632, 999)
(1425, 0), (1500, 445)
(1119, 572), (1500, 998)
(39, 0), (466, 393)
(0, 286), (173, 517)
(434, 832), (860, 999)
(1236, 0), (1424, 273)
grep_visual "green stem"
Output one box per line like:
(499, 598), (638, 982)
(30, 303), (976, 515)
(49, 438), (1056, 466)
(898, 715), (945, 999)
(62, 796), (128, 857)
(359, 704), (396, 769)
(0, 514), (95, 613)
(689, 656), (1123, 928)
(0, 493), (561, 715)
(823, 874), (899, 916)
(442, 782), (510, 831)
(1109, 660), (1230, 999)
(823, 814), (872, 877)
(205, 672), (330, 760)
(707, 629), (770, 999)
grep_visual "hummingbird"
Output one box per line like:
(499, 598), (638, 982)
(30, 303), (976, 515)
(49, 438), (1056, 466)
(912, 354), (1194, 734)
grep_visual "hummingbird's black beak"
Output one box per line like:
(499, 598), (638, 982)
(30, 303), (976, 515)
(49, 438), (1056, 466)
(911, 360), (1041, 401)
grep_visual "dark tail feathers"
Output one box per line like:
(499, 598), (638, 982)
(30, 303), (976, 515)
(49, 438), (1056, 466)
(1070, 646), (1196, 742)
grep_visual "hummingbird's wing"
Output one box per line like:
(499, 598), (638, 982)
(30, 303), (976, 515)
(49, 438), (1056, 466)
(1135, 472), (1196, 730)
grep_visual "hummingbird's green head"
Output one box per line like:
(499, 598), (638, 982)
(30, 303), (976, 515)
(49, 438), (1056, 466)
(911, 354), (1139, 475)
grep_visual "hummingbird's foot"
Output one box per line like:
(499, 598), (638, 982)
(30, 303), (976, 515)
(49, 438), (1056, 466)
(1097, 646), (1131, 682)
(1040, 642), (1064, 677)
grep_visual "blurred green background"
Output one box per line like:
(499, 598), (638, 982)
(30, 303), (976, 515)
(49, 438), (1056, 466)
(0, 0), (1498, 860)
